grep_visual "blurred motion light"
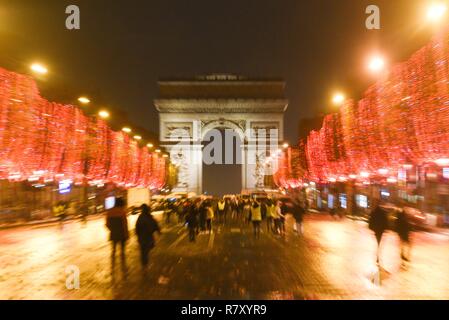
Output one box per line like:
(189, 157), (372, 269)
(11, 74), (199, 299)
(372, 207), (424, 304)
(360, 171), (370, 178)
(30, 63), (48, 75)
(98, 110), (110, 119)
(387, 177), (398, 183)
(78, 97), (90, 105)
(427, 3), (447, 22)
(122, 127), (132, 133)
(133, 135), (142, 140)
(332, 92), (345, 106)
(435, 158), (449, 166)
(368, 56), (385, 73)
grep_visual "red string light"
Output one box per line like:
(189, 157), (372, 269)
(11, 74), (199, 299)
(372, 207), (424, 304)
(0, 67), (166, 189)
(302, 29), (449, 183)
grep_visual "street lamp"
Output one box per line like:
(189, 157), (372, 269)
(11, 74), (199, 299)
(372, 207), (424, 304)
(122, 127), (132, 133)
(78, 97), (90, 105)
(133, 135), (142, 141)
(146, 143), (154, 148)
(332, 92), (345, 106)
(367, 55), (386, 73)
(282, 142), (289, 149)
(427, 3), (447, 22)
(155, 149), (161, 153)
(98, 110), (110, 119)
(30, 63), (48, 75)
(435, 158), (449, 166)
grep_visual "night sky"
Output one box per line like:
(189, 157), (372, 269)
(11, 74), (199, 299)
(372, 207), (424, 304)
(0, 0), (436, 142)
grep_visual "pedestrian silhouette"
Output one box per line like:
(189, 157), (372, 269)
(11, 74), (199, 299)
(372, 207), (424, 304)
(368, 200), (388, 265)
(136, 204), (161, 269)
(106, 197), (129, 272)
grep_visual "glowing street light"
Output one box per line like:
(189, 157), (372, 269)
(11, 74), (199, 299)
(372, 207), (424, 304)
(30, 63), (48, 75)
(146, 143), (154, 148)
(367, 55), (386, 73)
(155, 149), (161, 153)
(162, 154), (169, 158)
(360, 171), (370, 178)
(435, 158), (449, 166)
(78, 97), (90, 105)
(122, 127), (132, 133)
(282, 142), (289, 149)
(332, 92), (345, 106)
(98, 110), (110, 119)
(427, 3), (447, 22)
(133, 135), (142, 141)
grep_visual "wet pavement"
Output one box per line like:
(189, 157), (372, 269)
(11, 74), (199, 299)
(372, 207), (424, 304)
(0, 212), (448, 300)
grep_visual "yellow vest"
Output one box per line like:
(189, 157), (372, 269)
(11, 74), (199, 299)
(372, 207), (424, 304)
(251, 205), (262, 221)
(266, 204), (275, 218)
(207, 207), (214, 219)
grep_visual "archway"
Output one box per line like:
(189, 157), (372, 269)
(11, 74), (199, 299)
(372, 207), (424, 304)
(155, 75), (288, 195)
(202, 126), (244, 196)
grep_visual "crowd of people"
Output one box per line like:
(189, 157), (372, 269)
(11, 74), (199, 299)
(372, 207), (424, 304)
(103, 194), (307, 271)
(160, 196), (307, 241)
(103, 194), (414, 273)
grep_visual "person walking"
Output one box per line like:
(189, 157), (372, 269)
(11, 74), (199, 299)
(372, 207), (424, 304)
(368, 201), (389, 265)
(185, 201), (198, 242)
(217, 199), (226, 225)
(274, 201), (284, 236)
(106, 197), (129, 268)
(278, 201), (287, 236)
(266, 199), (275, 233)
(292, 201), (305, 235)
(243, 200), (251, 226)
(250, 200), (262, 239)
(53, 201), (66, 225)
(199, 200), (207, 232)
(276, 201), (285, 236)
(135, 204), (161, 269)
(225, 199), (232, 224)
(205, 201), (215, 234)
(395, 208), (411, 265)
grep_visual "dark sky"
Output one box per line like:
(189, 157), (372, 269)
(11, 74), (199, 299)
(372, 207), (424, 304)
(0, 0), (436, 142)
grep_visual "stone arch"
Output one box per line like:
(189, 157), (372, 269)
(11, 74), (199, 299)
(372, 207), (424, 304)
(201, 120), (245, 142)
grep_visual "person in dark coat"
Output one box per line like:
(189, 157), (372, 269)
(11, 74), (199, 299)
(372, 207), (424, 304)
(368, 201), (389, 264)
(292, 201), (305, 235)
(199, 200), (207, 231)
(106, 197), (129, 266)
(395, 209), (411, 263)
(185, 201), (198, 242)
(135, 204), (161, 268)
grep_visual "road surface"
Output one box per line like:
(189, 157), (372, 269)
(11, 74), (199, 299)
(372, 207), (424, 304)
(0, 212), (448, 299)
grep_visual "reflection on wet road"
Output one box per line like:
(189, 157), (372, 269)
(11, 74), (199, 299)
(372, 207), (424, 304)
(0, 213), (448, 299)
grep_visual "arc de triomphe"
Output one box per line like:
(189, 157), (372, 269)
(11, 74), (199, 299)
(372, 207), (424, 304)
(155, 74), (288, 195)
